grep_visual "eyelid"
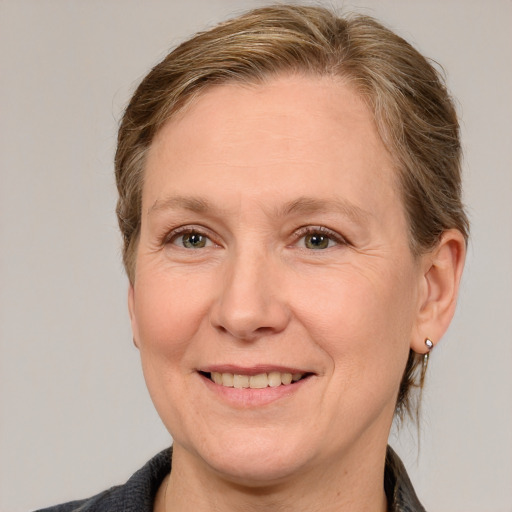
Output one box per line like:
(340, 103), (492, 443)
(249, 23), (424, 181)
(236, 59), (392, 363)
(293, 225), (350, 247)
(161, 224), (348, 248)
(163, 225), (218, 247)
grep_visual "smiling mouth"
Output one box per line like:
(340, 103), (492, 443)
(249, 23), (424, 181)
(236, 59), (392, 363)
(200, 371), (312, 389)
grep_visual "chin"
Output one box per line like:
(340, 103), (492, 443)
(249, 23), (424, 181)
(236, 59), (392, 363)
(183, 428), (314, 486)
(209, 452), (309, 487)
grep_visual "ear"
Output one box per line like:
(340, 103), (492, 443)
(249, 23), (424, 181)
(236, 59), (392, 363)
(128, 284), (140, 349)
(411, 229), (466, 354)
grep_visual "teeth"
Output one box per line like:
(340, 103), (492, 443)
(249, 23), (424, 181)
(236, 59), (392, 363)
(233, 374), (249, 389)
(281, 373), (292, 385)
(249, 374), (268, 389)
(209, 371), (304, 388)
(268, 371), (282, 387)
(221, 373), (234, 387)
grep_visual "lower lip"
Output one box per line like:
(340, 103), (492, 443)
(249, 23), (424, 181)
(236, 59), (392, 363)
(199, 373), (311, 408)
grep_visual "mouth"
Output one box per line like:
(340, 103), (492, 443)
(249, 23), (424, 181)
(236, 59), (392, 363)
(199, 370), (313, 389)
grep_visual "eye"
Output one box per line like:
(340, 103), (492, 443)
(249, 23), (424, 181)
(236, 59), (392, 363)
(168, 229), (214, 249)
(295, 227), (346, 250)
(303, 233), (333, 250)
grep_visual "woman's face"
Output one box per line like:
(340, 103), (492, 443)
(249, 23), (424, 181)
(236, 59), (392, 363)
(129, 75), (427, 483)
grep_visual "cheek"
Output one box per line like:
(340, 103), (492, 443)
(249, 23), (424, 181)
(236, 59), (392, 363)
(298, 260), (416, 332)
(293, 261), (417, 385)
(131, 270), (214, 436)
(133, 269), (212, 362)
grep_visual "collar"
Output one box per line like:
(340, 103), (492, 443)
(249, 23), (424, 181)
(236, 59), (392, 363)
(36, 445), (426, 511)
(385, 446), (427, 512)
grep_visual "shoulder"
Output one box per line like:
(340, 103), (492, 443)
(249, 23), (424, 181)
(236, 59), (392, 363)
(32, 490), (113, 512)
(385, 445), (427, 512)
(33, 448), (172, 512)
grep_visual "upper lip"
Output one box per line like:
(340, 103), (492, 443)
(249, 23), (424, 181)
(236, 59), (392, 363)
(198, 365), (313, 376)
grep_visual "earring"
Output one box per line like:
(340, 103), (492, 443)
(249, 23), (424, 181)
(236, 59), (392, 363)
(421, 338), (434, 383)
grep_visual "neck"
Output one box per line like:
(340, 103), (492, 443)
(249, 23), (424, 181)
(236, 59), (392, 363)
(161, 442), (389, 512)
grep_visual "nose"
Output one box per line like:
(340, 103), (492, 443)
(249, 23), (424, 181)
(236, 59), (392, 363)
(209, 249), (290, 341)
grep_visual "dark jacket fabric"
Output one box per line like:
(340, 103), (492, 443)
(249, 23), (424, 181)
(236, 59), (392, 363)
(34, 446), (426, 512)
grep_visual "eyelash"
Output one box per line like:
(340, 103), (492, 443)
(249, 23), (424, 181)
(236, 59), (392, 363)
(293, 226), (349, 250)
(163, 225), (349, 250)
(164, 226), (217, 248)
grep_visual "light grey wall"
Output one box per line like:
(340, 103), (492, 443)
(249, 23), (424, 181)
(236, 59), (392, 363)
(1, 1), (511, 511)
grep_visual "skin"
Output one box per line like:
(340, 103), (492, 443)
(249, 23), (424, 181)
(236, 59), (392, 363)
(128, 75), (466, 512)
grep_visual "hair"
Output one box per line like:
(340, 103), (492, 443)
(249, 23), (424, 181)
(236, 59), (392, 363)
(115, 4), (469, 419)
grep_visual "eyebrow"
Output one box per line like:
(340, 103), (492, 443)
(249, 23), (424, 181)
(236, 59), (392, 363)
(148, 194), (371, 224)
(148, 195), (212, 215)
(277, 196), (371, 224)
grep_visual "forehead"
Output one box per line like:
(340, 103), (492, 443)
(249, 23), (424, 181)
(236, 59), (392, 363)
(151, 74), (385, 160)
(143, 74), (399, 220)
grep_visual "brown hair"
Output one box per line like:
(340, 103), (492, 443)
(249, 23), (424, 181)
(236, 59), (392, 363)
(115, 4), (469, 418)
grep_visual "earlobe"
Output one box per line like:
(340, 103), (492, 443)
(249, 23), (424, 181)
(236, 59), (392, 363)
(128, 284), (140, 349)
(411, 229), (466, 354)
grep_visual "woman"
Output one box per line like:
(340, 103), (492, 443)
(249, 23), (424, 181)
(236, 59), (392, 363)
(37, 5), (467, 512)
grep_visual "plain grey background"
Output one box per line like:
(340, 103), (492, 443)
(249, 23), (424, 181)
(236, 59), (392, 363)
(1, 1), (511, 511)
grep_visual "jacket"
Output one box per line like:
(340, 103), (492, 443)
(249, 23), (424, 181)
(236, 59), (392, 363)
(34, 445), (426, 512)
